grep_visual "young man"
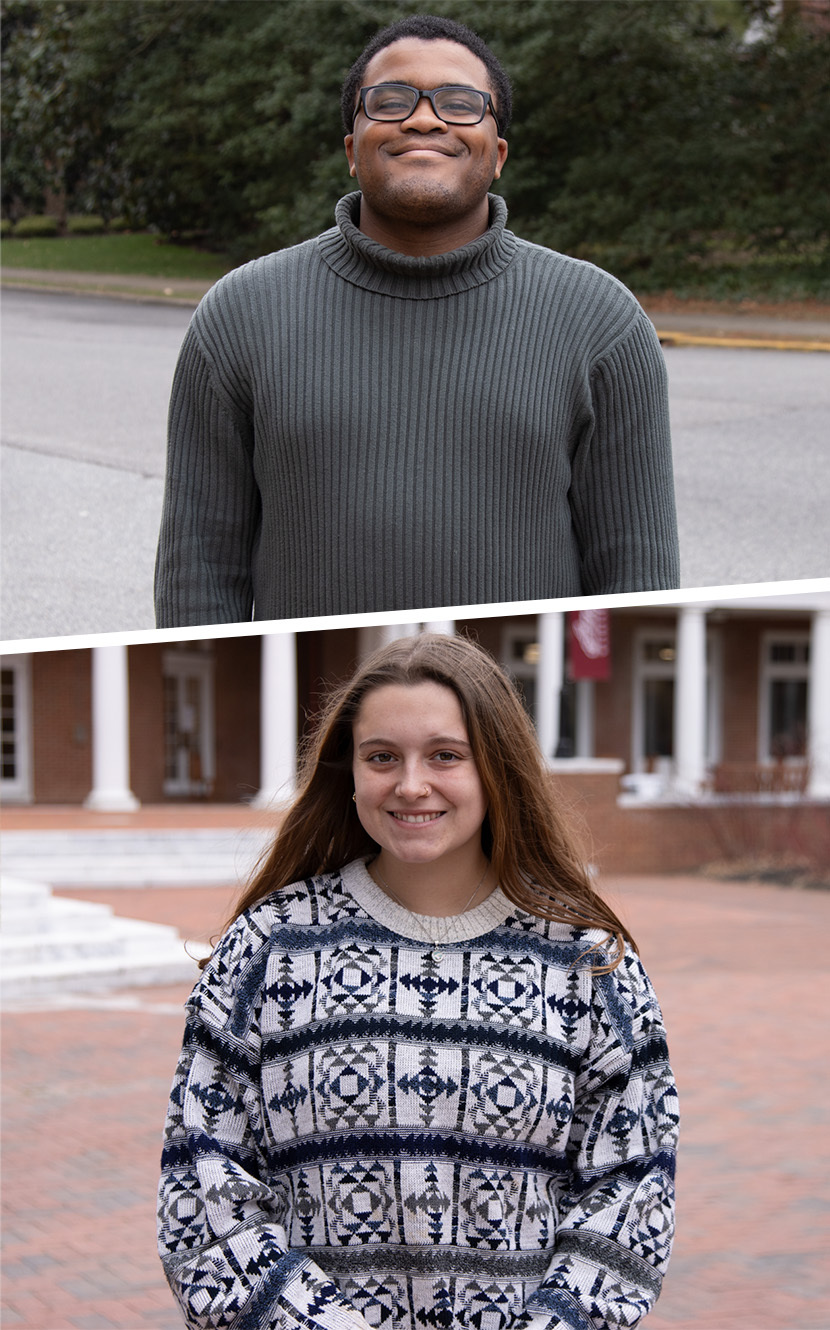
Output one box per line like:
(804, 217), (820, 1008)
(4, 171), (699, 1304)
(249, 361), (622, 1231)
(154, 15), (679, 627)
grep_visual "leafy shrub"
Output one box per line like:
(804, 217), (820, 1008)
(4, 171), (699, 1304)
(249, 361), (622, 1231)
(13, 214), (59, 238)
(66, 214), (106, 234)
(0, 218), (12, 237)
(3, 0), (828, 295)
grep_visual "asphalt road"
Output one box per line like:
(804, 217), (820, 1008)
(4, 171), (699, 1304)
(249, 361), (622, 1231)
(2, 288), (828, 643)
(2, 291), (189, 640)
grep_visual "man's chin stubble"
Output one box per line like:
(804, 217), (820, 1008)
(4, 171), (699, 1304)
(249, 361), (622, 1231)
(374, 180), (477, 226)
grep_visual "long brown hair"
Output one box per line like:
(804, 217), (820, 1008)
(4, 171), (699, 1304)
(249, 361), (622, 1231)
(227, 633), (635, 969)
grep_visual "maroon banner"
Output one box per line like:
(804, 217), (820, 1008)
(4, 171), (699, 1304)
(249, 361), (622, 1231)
(568, 609), (611, 680)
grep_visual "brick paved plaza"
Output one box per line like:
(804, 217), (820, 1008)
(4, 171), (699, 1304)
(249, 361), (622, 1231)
(2, 872), (828, 1330)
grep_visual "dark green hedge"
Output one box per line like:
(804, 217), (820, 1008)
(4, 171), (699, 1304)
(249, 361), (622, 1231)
(2, 0), (828, 294)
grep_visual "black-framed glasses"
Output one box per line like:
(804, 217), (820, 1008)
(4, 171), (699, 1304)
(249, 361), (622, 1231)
(356, 84), (501, 132)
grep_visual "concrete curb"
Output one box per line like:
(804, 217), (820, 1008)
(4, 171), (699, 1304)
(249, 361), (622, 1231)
(4, 268), (830, 349)
(655, 329), (830, 352)
(1, 272), (209, 307)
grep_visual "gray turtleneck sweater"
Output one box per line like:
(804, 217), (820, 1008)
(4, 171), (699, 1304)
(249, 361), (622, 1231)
(154, 194), (678, 626)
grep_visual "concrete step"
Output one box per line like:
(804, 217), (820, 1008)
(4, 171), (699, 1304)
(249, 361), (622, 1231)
(0, 828), (269, 886)
(3, 917), (183, 965)
(2, 889), (120, 935)
(0, 875), (208, 1005)
(1, 951), (205, 1003)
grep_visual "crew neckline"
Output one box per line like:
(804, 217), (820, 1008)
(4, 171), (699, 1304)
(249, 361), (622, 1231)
(339, 858), (513, 945)
(317, 191), (517, 299)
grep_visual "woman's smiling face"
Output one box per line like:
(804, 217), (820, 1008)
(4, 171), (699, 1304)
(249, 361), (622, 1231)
(352, 680), (488, 872)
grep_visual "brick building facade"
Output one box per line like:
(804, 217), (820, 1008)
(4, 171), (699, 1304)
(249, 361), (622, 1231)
(3, 591), (828, 875)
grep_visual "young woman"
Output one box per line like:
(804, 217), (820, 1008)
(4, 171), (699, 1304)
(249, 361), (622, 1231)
(158, 633), (678, 1330)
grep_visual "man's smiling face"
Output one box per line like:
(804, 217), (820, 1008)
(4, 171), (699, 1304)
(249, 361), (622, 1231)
(344, 37), (508, 253)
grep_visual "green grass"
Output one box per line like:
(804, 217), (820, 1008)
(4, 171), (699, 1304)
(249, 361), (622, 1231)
(594, 238), (830, 303)
(3, 227), (827, 304)
(629, 262), (830, 303)
(0, 231), (233, 280)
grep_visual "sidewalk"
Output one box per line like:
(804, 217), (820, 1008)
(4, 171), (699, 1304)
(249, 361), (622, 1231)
(0, 803), (278, 832)
(2, 866), (828, 1330)
(0, 266), (214, 306)
(3, 265), (829, 349)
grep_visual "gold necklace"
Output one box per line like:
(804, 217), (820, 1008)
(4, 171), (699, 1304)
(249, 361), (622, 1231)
(371, 860), (490, 946)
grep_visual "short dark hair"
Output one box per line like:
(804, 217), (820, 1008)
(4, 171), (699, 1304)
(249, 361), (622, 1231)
(341, 13), (513, 135)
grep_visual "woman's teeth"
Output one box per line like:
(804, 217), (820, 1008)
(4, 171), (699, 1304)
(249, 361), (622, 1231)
(391, 812), (443, 823)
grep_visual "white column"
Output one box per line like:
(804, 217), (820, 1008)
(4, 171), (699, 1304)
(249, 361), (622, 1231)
(536, 612), (564, 761)
(807, 608), (830, 798)
(673, 605), (708, 797)
(253, 632), (297, 808)
(575, 680), (595, 758)
(357, 622), (454, 660)
(379, 623), (419, 644)
(84, 645), (139, 810)
(422, 619), (455, 635)
(358, 623), (420, 659)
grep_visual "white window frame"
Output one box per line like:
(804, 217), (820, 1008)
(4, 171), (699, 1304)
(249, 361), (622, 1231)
(162, 650), (215, 796)
(706, 626), (724, 770)
(631, 629), (677, 775)
(500, 622), (542, 726)
(631, 626), (719, 775)
(758, 631), (810, 763)
(0, 654), (33, 802)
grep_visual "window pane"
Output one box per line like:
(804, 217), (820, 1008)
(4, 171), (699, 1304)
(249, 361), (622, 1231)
(0, 668), (17, 780)
(163, 675), (178, 780)
(509, 637), (538, 666)
(769, 679), (807, 757)
(644, 679), (674, 758)
(518, 674), (537, 725)
(769, 641), (809, 665)
(555, 679), (575, 757)
(642, 640), (675, 663)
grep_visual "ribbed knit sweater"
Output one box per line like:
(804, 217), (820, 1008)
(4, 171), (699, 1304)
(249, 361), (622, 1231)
(158, 860), (678, 1330)
(154, 194), (679, 626)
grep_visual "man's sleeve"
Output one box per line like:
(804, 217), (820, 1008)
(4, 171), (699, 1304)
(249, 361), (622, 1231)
(158, 927), (373, 1330)
(154, 325), (260, 627)
(570, 314), (680, 594)
(519, 950), (679, 1330)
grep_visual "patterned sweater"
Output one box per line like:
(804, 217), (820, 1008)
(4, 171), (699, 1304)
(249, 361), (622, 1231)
(154, 193), (679, 626)
(158, 860), (678, 1330)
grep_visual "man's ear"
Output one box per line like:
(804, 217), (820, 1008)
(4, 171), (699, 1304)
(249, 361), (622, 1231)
(492, 137), (508, 182)
(344, 135), (358, 179)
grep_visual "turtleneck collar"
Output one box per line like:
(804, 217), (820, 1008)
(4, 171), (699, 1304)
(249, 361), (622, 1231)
(317, 191), (517, 300)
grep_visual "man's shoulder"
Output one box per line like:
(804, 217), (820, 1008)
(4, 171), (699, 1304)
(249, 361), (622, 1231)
(512, 233), (638, 304)
(507, 231), (655, 353)
(196, 229), (333, 315)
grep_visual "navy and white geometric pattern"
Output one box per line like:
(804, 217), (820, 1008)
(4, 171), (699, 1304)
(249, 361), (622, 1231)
(328, 1160), (396, 1243)
(460, 1167), (519, 1247)
(466, 1280), (523, 1330)
(318, 1043), (388, 1130)
(158, 859), (678, 1330)
(344, 1275), (405, 1328)
(317, 942), (391, 1016)
(470, 953), (543, 1027)
(467, 1050), (543, 1139)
